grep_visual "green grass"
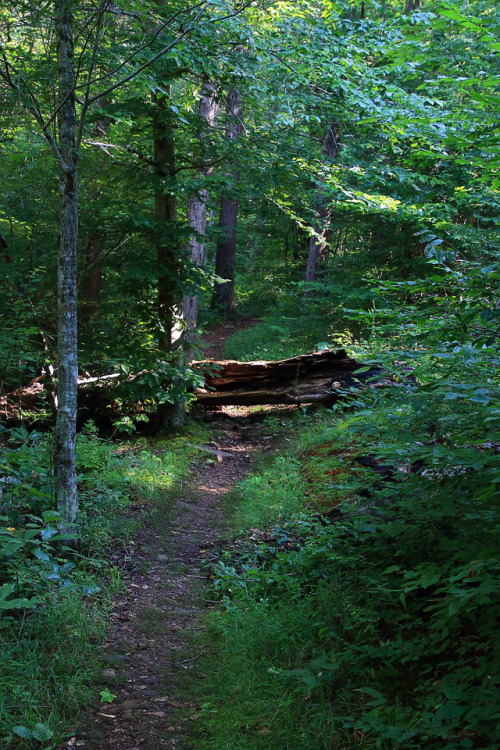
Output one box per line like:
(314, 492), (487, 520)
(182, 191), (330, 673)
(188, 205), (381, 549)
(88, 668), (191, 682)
(0, 418), (211, 747)
(233, 455), (306, 528)
(0, 580), (116, 746)
(223, 316), (335, 362)
(201, 590), (341, 749)
(223, 273), (376, 362)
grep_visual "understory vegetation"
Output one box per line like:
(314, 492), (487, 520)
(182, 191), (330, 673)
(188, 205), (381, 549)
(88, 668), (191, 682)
(0, 423), (206, 746)
(197, 263), (500, 749)
(1, 0), (499, 746)
(2, 238), (499, 747)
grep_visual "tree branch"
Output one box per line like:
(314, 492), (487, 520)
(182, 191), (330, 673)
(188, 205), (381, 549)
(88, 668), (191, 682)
(74, 0), (111, 88)
(268, 50), (333, 100)
(0, 49), (68, 171)
(74, 1), (207, 93)
(42, 1), (206, 137)
(208, 0), (256, 24)
(82, 5), (208, 113)
(77, 0), (110, 147)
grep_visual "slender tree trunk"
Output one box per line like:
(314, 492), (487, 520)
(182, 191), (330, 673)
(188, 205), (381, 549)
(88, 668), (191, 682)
(54, 0), (78, 525)
(153, 87), (184, 430)
(212, 89), (242, 314)
(304, 125), (340, 290)
(183, 80), (218, 357)
(214, 196), (238, 313)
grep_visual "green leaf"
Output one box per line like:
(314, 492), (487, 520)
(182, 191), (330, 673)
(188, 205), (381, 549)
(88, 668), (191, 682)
(282, 668), (320, 689)
(12, 726), (33, 740)
(100, 688), (117, 703)
(32, 723), (53, 741)
(41, 525), (59, 541)
(436, 702), (467, 719)
(358, 686), (386, 705)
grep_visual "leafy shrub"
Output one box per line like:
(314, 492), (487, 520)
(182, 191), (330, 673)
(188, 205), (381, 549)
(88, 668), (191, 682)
(201, 378), (500, 749)
(0, 422), (133, 745)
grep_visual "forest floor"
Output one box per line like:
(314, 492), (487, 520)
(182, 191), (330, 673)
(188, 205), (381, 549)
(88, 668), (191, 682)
(77, 320), (284, 750)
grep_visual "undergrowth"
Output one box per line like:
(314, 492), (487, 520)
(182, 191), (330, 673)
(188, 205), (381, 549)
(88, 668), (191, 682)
(199, 389), (500, 749)
(199, 259), (500, 750)
(0, 419), (207, 747)
(223, 276), (374, 362)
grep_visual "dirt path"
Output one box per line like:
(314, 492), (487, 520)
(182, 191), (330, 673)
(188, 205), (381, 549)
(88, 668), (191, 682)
(80, 415), (261, 750)
(79, 322), (265, 749)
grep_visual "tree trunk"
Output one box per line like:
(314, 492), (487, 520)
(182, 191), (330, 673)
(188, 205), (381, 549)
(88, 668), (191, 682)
(213, 196), (238, 313)
(183, 80), (218, 356)
(212, 88), (242, 314)
(153, 87), (184, 430)
(304, 125), (340, 289)
(54, 0), (78, 525)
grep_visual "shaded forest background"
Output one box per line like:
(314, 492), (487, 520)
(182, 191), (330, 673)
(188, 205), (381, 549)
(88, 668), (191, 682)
(0, 0), (499, 747)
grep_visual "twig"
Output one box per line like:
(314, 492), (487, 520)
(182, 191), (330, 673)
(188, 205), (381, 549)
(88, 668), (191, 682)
(208, 0), (256, 24)
(179, 653), (201, 664)
(82, 6), (208, 112)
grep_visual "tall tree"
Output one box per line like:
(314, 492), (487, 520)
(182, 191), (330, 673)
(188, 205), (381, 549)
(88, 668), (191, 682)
(304, 125), (340, 287)
(53, 0), (79, 525)
(183, 79), (219, 355)
(0, 0), (211, 519)
(212, 88), (242, 314)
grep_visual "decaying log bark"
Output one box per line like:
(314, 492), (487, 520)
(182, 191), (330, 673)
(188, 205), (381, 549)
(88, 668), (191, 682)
(192, 349), (375, 407)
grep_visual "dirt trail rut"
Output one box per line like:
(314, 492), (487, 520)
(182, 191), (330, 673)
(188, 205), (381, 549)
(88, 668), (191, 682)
(81, 415), (261, 749)
(74, 320), (273, 749)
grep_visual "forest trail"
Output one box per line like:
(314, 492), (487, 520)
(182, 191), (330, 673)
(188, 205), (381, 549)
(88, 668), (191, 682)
(81, 322), (271, 749)
(85, 418), (260, 749)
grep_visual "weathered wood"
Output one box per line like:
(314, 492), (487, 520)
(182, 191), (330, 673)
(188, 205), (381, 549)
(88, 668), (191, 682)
(195, 389), (340, 406)
(192, 349), (373, 407)
(193, 349), (355, 387)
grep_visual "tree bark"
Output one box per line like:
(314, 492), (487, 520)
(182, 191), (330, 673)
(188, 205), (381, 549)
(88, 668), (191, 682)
(304, 125), (340, 289)
(212, 89), (242, 314)
(214, 195), (238, 313)
(54, 0), (78, 525)
(183, 80), (218, 356)
(153, 87), (184, 430)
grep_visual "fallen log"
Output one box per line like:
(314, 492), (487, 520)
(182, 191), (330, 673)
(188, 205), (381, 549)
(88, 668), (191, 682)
(195, 389), (341, 407)
(1, 350), (375, 425)
(192, 349), (376, 407)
